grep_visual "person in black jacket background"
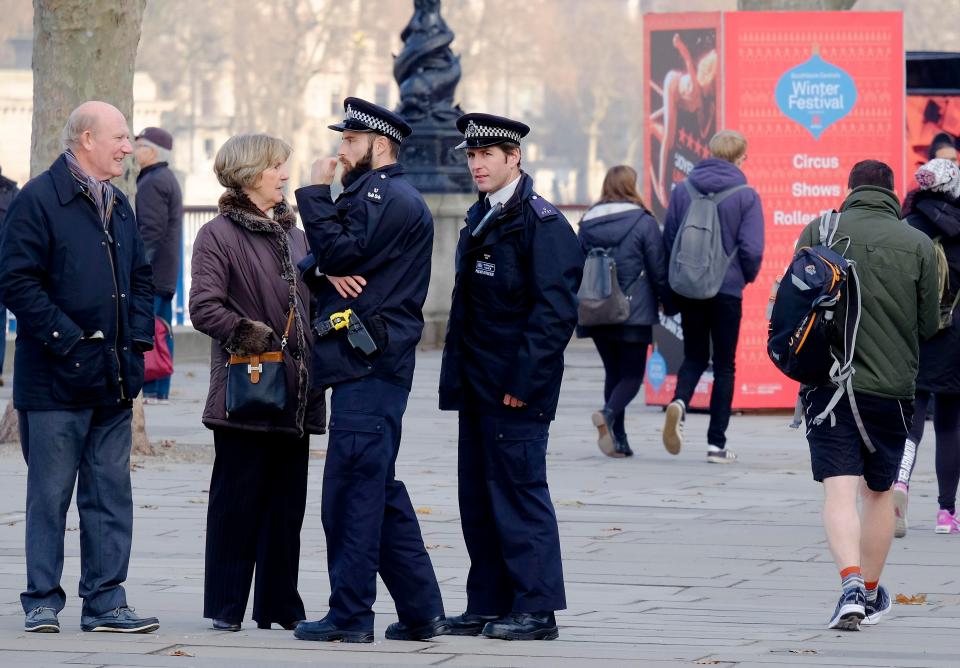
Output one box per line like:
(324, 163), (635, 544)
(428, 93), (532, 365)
(0, 165), (19, 387)
(439, 113), (583, 641)
(134, 127), (183, 403)
(577, 165), (671, 458)
(892, 158), (960, 537)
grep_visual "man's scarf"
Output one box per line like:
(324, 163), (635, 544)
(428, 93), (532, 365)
(64, 149), (114, 228)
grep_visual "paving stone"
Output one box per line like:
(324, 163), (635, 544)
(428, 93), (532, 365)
(0, 346), (955, 665)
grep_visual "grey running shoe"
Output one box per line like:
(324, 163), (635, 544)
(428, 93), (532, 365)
(707, 445), (738, 464)
(662, 400), (684, 455)
(827, 588), (865, 631)
(25, 607), (59, 633)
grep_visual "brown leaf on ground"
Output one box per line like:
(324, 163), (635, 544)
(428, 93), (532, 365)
(693, 659), (723, 665)
(425, 544), (451, 550)
(309, 449), (327, 459)
(159, 439), (175, 448)
(140, 504), (158, 510)
(169, 649), (195, 657)
(188, 499), (207, 505)
(415, 507), (432, 515)
(895, 593), (927, 605)
(554, 499), (584, 507)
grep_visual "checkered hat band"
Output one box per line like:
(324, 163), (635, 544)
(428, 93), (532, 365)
(345, 105), (403, 142)
(465, 124), (522, 143)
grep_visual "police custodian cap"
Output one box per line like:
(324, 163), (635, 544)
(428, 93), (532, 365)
(455, 113), (530, 150)
(328, 97), (412, 143)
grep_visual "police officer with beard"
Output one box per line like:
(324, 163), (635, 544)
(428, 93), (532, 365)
(293, 98), (447, 643)
(439, 114), (584, 640)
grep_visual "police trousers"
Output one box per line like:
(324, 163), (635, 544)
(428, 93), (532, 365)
(322, 376), (444, 629)
(457, 411), (567, 614)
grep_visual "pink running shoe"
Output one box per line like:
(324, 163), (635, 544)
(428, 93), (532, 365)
(935, 509), (960, 534)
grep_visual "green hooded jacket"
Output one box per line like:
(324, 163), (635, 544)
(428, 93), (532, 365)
(796, 186), (940, 399)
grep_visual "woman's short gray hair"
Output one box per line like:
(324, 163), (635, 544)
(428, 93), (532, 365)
(61, 106), (98, 150)
(214, 134), (292, 190)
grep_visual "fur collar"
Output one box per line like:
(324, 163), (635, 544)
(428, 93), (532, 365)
(218, 188), (296, 232)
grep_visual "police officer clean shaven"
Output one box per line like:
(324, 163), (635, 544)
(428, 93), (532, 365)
(439, 113), (584, 640)
(293, 98), (448, 643)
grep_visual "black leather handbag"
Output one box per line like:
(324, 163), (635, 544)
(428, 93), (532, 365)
(225, 306), (294, 418)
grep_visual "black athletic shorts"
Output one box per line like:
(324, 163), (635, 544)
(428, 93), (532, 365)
(801, 385), (914, 492)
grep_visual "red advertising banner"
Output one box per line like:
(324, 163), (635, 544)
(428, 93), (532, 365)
(644, 11), (905, 410)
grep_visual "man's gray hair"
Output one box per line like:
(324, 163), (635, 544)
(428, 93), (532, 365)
(138, 138), (172, 164)
(61, 106), (99, 150)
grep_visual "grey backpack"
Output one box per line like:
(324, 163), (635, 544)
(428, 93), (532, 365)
(668, 180), (748, 299)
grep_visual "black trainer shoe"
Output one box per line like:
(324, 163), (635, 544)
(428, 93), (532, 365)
(614, 435), (634, 457)
(25, 606), (59, 633)
(827, 588), (865, 630)
(212, 619), (241, 631)
(385, 615), (451, 640)
(294, 616), (373, 643)
(445, 612), (502, 636)
(482, 611), (558, 640)
(81, 606), (159, 633)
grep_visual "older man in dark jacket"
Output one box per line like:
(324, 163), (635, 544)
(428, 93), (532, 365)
(134, 127), (182, 403)
(661, 129), (765, 464)
(0, 101), (159, 634)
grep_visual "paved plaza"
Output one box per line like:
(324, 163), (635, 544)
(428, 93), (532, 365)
(0, 341), (956, 667)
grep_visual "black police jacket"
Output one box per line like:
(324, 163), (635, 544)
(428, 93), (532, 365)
(0, 154), (155, 410)
(296, 163), (433, 390)
(439, 173), (583, 421)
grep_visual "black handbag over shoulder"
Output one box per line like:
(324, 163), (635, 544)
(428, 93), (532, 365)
(225, 305), (294, 419)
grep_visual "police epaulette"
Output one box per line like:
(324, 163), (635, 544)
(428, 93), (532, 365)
(365, 171), (390, 203)
(527, 193), (558, 220)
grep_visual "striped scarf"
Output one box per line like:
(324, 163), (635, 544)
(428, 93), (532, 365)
(64, 149), (114, 228)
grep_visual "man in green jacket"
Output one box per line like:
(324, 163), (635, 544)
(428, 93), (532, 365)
(795, 160), (939, 631)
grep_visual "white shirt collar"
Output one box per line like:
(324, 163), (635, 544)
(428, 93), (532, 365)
(485, 174), (522, 209)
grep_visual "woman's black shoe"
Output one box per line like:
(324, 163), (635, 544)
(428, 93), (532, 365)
(385, 615), (451, 640)
(445, 612), (502, 636)
(482, 611), (558, 640)
(614, 435), (634, 457)
(211, 619), (241, 632)
(256, 620), (304, 630)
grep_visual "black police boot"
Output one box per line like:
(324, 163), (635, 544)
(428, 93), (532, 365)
(482, 611), (558, 640)
(614, 434), (634, 457)
(445, 612), (502, 636)
(293, 616), (373, 643)
(385, 615), (451, 640)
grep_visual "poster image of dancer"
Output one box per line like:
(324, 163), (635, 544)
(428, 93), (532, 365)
(645, 17), (720, 221)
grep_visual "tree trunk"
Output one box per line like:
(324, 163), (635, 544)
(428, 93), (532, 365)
(738, 0), (856, 9)
(9, 0), (152, 455)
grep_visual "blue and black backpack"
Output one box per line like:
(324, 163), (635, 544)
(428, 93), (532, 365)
(767, 212), (874, 448)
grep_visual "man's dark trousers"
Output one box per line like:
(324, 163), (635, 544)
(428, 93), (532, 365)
(19, 407), (133, 616)
(322, 376), (444, 630)
(673, 294), (742, 448)
(457, 411), (566, 614)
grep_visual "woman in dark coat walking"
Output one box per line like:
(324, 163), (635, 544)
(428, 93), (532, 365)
(577, 165), (671, 458)
(189, 134), (325, 630)
(892, 158), (960, 536)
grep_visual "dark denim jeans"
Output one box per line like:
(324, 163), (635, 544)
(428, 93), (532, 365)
(19, 407), (133, 616)
(673, 294), (743, 449)
(142, 294), (174, 400)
